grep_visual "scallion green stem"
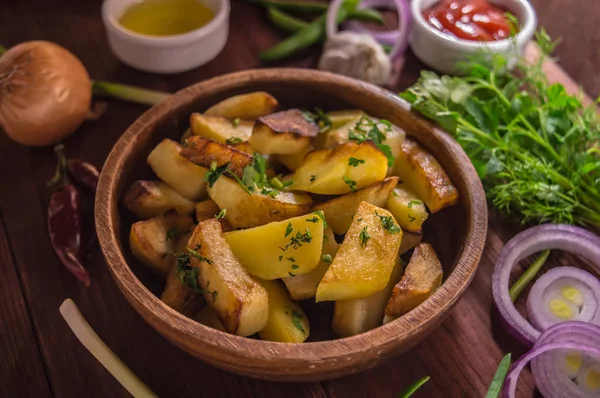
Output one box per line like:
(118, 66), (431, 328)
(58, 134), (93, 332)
(397, 376), (430, 398)
(92, 81), (170, 106)
(0, 44), (7, 56)
(267, 6), (309, 33)
(509, 250), (550, 301)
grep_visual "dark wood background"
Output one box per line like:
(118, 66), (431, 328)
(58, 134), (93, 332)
(1, 1), (598, 397)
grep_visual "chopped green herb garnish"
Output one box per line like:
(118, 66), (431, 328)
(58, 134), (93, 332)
(310, 175), (317, 182)
(305, 210), (327, 228)
(323, 235), (329, 243)
(288, 272), (296, 277)
(205, 161), (230, 188)
(356, 217), (363, 222)
(321, 254), (333, 263)
(285, 222), (293, 238)
(278, 255), (283, 261)
(175, 253), (215, 301)
(348, 157), (365, 167)
(392, 190), (400, 197)
(291, 310), (306, 333)
(187, 245), (214, 265)
(359, 226), (370, 247)
(182, 138), (196, 148)
(215, 208), (227, 219)
(286, 257), (296, 262)
(232, 118), (241, 128)
(291, 264), (299, 269)
(408, 215), (416, 223)
(226, 136), (243, 145)
(343, 175), (357, 192)
(407, 199), (422, 209)
(166, 228), (180, 242)
(302, 108), (332, 133)
(375, 211), (401, 234)
(260, 186), (278, 198)
(284, 228), (313, 250)
(348, 116), (395, 167)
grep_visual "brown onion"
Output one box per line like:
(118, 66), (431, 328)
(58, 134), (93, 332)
(0, 41), (92, 146)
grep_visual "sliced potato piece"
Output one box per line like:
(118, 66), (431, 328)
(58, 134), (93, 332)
(231, 141), (254, 154)
(195, 199), (220, 221)
(316, 202), (403, 301)
(250, 109), (319, 155)
(147, 139), (208, 200)
(123, 180), (195, 219)
(316, 111), (365, 149)
(292, 142), (388, 195)
(204, 91), (279, 119)
(192, 305), (227, 332)
(282, 227), (339, 301)
(385, 243), (443, 320)
(208, 175), (312, 228)
(187, 219), (269, 336)
(332, 258), (403, 337)
(312, 177), (399, 235)
(160, 231), (202, 316)
(392, 137), (459, 213)
(224, 212), (325, 280)
(386, 184), (429, 233)
(256, 279), (310, 343)
(190, 113), (253, 144)
(272, 145), (313, 172)
(129, 215), (194, 277)
(180, 136), (253, 178)
(399, 230), (423, 255)
(327, 110), (366, 129)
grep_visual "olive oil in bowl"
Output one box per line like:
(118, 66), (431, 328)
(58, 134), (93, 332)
(118, 0), (214, 36)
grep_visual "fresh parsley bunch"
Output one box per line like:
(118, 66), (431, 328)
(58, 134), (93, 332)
(401, 30), (600, 227)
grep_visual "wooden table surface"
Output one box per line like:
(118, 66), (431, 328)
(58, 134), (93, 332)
(1, 1), (598, 397)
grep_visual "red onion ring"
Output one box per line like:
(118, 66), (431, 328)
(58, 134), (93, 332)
(327, 0), (411, 61)
(492, 224), (600, 346)
(503, 322), (600, 398)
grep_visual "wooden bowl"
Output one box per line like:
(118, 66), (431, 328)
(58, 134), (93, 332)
(95, 69), (487, 381)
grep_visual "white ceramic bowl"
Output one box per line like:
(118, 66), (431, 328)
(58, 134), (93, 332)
(101, 0), (230, 74)
(410, 0), (536, 75)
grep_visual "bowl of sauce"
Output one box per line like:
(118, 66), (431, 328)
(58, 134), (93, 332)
(410, 0), (536, 75)
(102, 0), (230, 74)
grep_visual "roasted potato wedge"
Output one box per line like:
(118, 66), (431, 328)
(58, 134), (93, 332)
(316, 202), (403, 301)
(224, 212), (325, 280)
(208, 175), (312, 228)
(204, 91), (279, 119)
(272, 145), (313, 172)
(315, 111), (365, 149)
(195, 199), (220, 221)
(147, 139), (208, 200)
(129, 215), (195, 277)
(231, 141), (254, 154)
(160, 231), (202, 316)
(399, 230), (423, 255)
(193, 305), (227, 332)
(282, 227), (339, 301)
(332, 258), (403, 337)
(190, 113), (253, 144)
(292, 142), (388, 195)
(123, 180), (195, 219)
(328, 110), (366, 129)
(250, 109), (319, 155)
(384, 243), (443, 320)
(312, 177), (399, 235)
(187, 219), (269, 336)
(386, 184), (429, 233)
(393, 137), (459, 213)
(180, 136), (253, 178)
(257, 279), (310, 343)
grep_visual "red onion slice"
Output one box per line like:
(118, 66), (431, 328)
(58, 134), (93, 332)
(527, 267), (600, 332)
(492, 224), (600, 346)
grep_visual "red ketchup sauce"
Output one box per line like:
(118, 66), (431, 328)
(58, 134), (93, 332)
(423, 0), (514, 42)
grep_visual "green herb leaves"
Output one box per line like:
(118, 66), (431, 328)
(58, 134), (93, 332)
(349, 116), (396, 167)
(285, 222), (293, 238)
(375, 211), (401, 234)
(343, 175), (357, 192)
(306, 210), (327, 228)
(401, 30), (600, 227)
(232, 153), (293, 198)
(226, 136), (243, 145)
(348, 157), (365, 167)
(174, 252), (217, 301)
(291, 310), (306, 333)
(302, 107), (332, 133)
(215, 209), (227, 219)
(205, 161), (230, 188)
(359, 226), (370, 247)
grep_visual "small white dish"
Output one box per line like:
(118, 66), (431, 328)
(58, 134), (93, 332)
(410, 0), (536, 75)
(101, 0), (230, 74)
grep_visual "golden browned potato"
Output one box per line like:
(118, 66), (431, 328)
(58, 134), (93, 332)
(190, 113), (253, 144)
(272, 145), (313, 172)
(129, 215), (195, 277)
(180, 136), (253, 178)
(316, 202), (403, 301)
(224, 212), (325, 280)
(386, 183), (429, 233)
(231, 141), (255, 154)
(195, 199), (220, 221)
(384, 243), (443, 320)
(160, 231), (202, 316)
(204, 91), (279, 119)
(187, 219), (269, 336)
(250, 109), (319, 154)
(123, 180), (195, 219)
(208, 175), (312, 228)
(282, 227), (339, 301)
(332, 258), (403, 337)
(399, 230), (423, 255)
(392, 137), (459, 213)
(192, 305), (226, 332)
(256, 279), (310, 343)
(312, 177), (399, 235)
(147, 139), (208, 200)
(291, 142), (388, 195)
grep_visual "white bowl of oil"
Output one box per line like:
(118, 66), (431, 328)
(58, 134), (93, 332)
(102, 0), (230, 74)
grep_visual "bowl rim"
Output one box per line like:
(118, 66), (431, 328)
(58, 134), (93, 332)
(411, 0), (537, 50)
(95, 68), (487, 378)
(101, 0), (230, 47)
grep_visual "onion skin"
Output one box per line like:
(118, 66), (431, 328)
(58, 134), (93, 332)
(0, 41), (92, 146)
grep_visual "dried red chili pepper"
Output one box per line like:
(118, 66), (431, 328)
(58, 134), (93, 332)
(67, 159), (99, 192)
(48, 144), (90, 286)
